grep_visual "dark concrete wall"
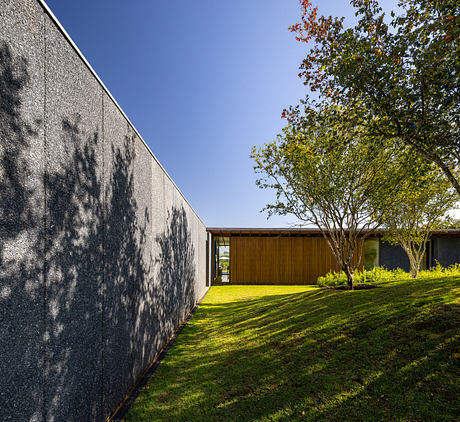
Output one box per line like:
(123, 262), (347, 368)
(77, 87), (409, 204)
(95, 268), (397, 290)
(380, 238), (460, 271)
(379, 241), (411, 272)
(432, 238), (460, 268)
(0, 1), (207, 421)
(0, 2), (45, 421)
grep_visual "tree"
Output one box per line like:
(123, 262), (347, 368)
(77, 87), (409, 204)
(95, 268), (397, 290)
(289, 0), (460, 194)
(381, 159), (458, 278)
(442, 217), (460, 229)
(251, 104), (406, 289)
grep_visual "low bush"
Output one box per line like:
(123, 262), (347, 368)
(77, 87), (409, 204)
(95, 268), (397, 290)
(420, 261), (460, 279)
(317, 262), (460, 287)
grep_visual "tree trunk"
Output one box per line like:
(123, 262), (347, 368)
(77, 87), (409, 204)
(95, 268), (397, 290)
(432, 153), (460, 196)
(344, 266), (354, 290)
(401, 241), (422, 279)
(403, 136), (460, 196)
(408, 254), (419, 279)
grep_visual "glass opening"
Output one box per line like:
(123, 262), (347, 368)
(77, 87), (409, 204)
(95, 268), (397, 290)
(364, 239), (380, 270)
(215, 237), (230, 283)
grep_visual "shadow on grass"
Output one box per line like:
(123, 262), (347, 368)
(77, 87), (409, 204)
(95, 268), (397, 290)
(125, 278), (460, 422)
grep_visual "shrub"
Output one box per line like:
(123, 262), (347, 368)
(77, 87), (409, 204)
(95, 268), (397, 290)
(317, 271), (349, 288)
(419, 261), (460, 279)
(317, 263), (460, 288)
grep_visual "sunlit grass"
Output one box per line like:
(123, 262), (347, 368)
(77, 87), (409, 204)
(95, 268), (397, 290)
(125, 280), (460, 421)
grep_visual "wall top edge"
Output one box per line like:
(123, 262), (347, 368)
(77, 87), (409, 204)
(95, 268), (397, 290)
(37, 0), (205, 227)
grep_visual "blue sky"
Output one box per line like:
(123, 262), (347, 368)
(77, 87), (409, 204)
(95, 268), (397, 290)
(46, 0), (442, 228)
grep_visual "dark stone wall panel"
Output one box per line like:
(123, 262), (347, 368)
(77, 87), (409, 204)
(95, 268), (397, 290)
(189, 210), (207, 302)
(1, 3), (208, 421)
(194, 215), (207, 301)
(0, 1), (45, 421)
(102, 94), (136, 418)
(185, 206), (200, 310)
(151, 162), (167, 353)
(157, 180), (185, 340)
(379, 241), (410, 272)
(44, 15), (104, 422)
(433, 238), (460, 267)
(132, 136), (155, 379)
(171, 192), (199, 323)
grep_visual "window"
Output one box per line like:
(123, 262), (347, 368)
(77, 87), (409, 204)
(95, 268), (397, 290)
(215, 237), (230, 282)
(364, 239), (379, 270)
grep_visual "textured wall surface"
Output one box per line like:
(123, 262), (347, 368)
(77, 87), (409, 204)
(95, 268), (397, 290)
(0, 1), (45, 421)
(379, 241), (411, 272)
(0, 1), (207, 421)
(432, 238), (460, 267)
(380, 238), (460, 272)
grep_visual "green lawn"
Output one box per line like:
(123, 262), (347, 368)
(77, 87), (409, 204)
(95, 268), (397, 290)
(125, 280), (460, 421)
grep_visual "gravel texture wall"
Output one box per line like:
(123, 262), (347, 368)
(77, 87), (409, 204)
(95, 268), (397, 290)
(0, 1), (208, 420)
(379, 241), (411, 272)
(432, 238), (460, 268)
(379, 238), (460, 272)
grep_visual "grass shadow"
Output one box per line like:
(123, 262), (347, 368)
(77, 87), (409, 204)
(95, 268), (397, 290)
(126, 278), (460, 421)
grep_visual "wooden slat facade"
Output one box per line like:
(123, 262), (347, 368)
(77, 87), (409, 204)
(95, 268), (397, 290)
(229, 236), (363, 285)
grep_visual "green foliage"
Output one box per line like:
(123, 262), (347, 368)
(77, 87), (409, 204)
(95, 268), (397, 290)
(290, 0), (460, 194)
(318, 266), (409, 287)
(317, 263), (460, 287)
(251, 103), (409, 288)
(442, 217), (460, 229)
(252, 105), (402, 222)
(379, 157), (458, 277)
(381, 159), (457, 239)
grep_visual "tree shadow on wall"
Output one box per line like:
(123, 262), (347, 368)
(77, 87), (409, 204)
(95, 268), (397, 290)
(103, 127), (153, 418)
(154, 206), (196, 351)
(1, 37), (199, 422)
(45, 116), (158, 421)
(0, 40), (45, 422)
(0, 39), (152, 422)
(43, 114), (105, 421)
(0, 40), (37, 243)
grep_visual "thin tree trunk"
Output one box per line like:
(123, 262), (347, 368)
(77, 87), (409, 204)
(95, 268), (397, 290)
(407, 248), (419, 278)
(320, 229), (358, 290)
(401, 239), (425, 279)
(343, 265), (354, 290)
(429, 152), (460, 196)
(403, 136), (460, 195)
(411, 255), (422, 278)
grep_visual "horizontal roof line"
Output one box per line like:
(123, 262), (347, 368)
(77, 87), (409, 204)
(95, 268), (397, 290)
(207, 227), (460, 236)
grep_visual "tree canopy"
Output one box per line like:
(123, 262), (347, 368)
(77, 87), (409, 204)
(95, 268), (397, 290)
(288, 0), (460, 193)
(252, 0), (459, 287)
(381, 159), (458, 278)
(252, 104), (407, 288)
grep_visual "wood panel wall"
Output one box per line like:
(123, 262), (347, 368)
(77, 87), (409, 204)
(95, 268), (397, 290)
(229, 236), (363, 285)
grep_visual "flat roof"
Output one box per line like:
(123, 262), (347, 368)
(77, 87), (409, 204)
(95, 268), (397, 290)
(207, 227), (323, 235)
(206, 227), (460, 238)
